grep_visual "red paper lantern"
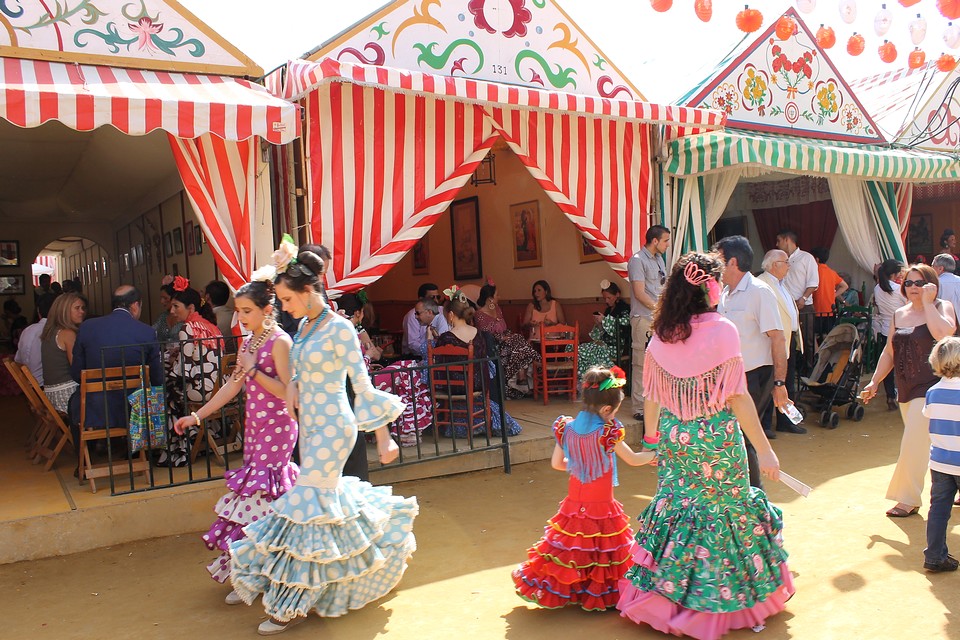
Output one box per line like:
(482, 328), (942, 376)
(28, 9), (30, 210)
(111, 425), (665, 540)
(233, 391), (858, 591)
(816, 24), (836, 49)
(650, 0), (673, 12)
(879, 40), (898, 63)
(775, 15), (797, 40)
(938, 52), (958, 71)
(939, 0), (960, 21)
(900, 0), (921, 6)
(847, 32), (865, 56)
(736, 5), (763, 33)
(909, 47), (927, 68)
(694, 0), (712, 22)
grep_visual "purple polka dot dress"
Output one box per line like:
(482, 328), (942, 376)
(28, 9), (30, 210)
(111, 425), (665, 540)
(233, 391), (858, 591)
(202, 329), (299, 583)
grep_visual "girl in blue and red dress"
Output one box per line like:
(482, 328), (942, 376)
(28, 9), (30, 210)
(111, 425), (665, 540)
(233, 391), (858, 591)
(512, 366), (656, 610)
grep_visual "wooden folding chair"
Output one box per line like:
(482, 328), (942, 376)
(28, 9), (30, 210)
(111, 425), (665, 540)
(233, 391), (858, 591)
(187, 352), (243, 465)
(533, 322), (580, 405)
(78, 365), (150, 492)
(427, 342), (492, 445)
(4, 357), (45, 455)
(13, 362), (74, 471)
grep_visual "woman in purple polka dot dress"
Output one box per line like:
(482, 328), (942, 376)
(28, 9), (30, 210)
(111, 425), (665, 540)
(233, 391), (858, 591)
(173, 277), (298, 597)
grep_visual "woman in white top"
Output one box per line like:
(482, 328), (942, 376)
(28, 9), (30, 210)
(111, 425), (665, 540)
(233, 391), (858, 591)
(871, 259), (907, 411)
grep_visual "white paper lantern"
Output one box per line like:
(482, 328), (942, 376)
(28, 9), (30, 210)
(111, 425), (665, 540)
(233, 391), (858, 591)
(839, 0), (857, 25)
(945, 22), (960, 49)
(910, 14), (927, 45)
(874, 5), (892, 37)
(796, 0), (816, 13)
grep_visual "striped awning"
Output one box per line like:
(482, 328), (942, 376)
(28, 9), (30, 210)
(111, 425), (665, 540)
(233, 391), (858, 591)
(0, 57), (299, 144)
(665, 129), (960, 182)
(282, 58), (725, 131)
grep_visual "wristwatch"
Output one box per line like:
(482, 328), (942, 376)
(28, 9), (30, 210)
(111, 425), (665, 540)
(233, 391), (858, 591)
(773, 380), (786, 387)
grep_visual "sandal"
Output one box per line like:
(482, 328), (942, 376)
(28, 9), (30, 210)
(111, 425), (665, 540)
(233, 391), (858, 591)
(258, 617), (304, 636)
(886, 505), (920, 518)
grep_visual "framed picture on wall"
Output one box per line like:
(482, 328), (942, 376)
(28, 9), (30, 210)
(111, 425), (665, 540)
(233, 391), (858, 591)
(578, 233), (603, 264)
(185, 221), (195, 256)
(907, 213), (933, 259)
(0, 275), (24, 295)
(172, 227), (184, 255)
(194, 224), (203, 255)
(0, 241), (19, 266)
(164, 232), (173, 258)
(511, 200), (542, 268)
(122, 253), (131, 272)
(411, 237), (429, 275)
(136, 244), (144, 267)
(450, 197), (483, 280)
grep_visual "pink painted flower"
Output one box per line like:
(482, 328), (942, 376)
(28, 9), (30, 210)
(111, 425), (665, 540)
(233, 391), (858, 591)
(663, 541), (675, 558)
(695, 545), (710, 559)
(128, 17), (163, 51)
(681, 498), (690, 508)
(732, 487), (741, 497)
(698, 428), (705, 439)
(669, 426), (678, 443)
(725, 422), (735, 434)
(663, 580), (676, 594)
(701, 462), (713, 479)
(753, 525), (765, 535)
(753, 554), (764, 573)
(720, 586), (732, 600)
(678, 432), (691, 445)
(714, 469), (725, 481)
(656, 498), (667, 513)
(739, 514), (748, 524)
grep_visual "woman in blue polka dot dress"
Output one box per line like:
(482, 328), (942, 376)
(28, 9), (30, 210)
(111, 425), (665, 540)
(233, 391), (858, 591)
(229, 242), (418, 636)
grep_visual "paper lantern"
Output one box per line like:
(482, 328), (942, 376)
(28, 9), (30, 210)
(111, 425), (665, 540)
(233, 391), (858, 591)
(939, 0), (960, 21)
(945, 21), (960, 48)
(937, 52), (958, 71)
(879, 40), (898, 63)
(899, 0), (921, 6)
(694, 0), (712, 22)
(736, 5), (763, 33)
(816, 24), (836, 49)
(874, 5), (893, 36)
(650, 0), (673, 11)
(910, 14), (928, 45)
(797, 0), (816, 12)
(847, 32), (865, 56)
(776, 15), (797, 40)
(909, 47), (927, 69)
(839, 0), (857, 25)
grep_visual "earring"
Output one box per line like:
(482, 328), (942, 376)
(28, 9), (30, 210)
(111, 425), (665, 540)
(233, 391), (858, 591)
(307, 297), (312, 312)
(262, 315), (276, 332)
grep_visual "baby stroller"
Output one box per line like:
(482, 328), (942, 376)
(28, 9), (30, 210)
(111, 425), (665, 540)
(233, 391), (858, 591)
(799, 322), (865, 428)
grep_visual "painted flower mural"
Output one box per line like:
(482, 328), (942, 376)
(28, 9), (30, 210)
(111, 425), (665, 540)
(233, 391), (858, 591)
(129, 16), (163, 51)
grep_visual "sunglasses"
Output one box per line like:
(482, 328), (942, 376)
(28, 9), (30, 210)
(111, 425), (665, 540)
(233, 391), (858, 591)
(658, 269), (666, 285)
(903, 279), (927, 288)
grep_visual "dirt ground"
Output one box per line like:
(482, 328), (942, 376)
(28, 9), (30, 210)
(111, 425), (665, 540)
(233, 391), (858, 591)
(2, 404), (960, 640)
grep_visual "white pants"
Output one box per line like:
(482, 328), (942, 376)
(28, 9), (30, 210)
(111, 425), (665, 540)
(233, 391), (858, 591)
(630, 316), (652, 408)
(885, 397), (931, 507)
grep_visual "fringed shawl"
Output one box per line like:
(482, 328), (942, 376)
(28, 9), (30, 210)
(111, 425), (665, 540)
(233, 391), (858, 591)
(184, 311), (222, 351)
(555, 412), (623, 486)
(643, 313), (747, 421)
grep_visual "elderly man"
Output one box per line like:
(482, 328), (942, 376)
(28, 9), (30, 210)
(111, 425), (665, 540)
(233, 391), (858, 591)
(933, 254), (960, 325)
(627, 224), (671, 420)
(715, 236), (790, 488)
(759, 249), (806, 435)
(402, 283), (448, 357)
(777, 229), (819, 365)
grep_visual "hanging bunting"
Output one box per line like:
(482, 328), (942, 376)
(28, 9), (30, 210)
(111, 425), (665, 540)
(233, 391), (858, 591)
(910, 14), (928, 44)
(908, 47), (927, 68)
(937, 52), (958, 70)
(939, 0), (960, 21)
(651, 0), (673, 12)
(848, 32), (866, 55)
(776, 15), (797, 40)
(694, 0), (712, 22)
(817, 24), (837, 48)
(736, 5), (763, 33)
(945, 21), (960, 47)
(879, 39), (898, 63)
(899, 0), (920, 6)
(840, 0), (858, 25)
(874, 4), (893, 36)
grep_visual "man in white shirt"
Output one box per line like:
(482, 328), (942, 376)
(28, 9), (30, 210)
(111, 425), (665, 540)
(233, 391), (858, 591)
(776, 229), (819, 366)
(627, 225), (670, 420)
(402, 283), (449, 357)
(15, 293), (54, 385)
(715, 236), (790, 488)
(759, 249), (806, 435)
(933, 254), (960, 325)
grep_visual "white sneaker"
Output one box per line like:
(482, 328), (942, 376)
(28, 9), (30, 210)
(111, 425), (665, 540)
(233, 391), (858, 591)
(224, 590), (244, 605)
(258, 617), (304, 636)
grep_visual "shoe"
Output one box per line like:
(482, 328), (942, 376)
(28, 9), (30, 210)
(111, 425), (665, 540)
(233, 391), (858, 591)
(632, 412), (644, 421)
(258, 617), (304, 635)
(886, 505), (920, 518)
(887, 399), (899, 412)
(776, 423), (808, 434)
(225, 590), (244, 605)
(763, 429), (777, 440)
(924, 555), (959, 572)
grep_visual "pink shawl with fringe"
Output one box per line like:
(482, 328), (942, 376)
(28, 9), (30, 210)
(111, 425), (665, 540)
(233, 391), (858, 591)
(643, 312), (747, 420)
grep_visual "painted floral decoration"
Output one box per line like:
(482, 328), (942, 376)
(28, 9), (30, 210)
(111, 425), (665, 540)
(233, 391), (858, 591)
(711, 83), (740, 115)
(742, 68), (768, 108)
(815, 82), (839, 120)
(129, 17), (163, 51)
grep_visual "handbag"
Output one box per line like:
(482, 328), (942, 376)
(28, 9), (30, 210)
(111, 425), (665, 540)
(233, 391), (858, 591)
(127, 386), (167, 452)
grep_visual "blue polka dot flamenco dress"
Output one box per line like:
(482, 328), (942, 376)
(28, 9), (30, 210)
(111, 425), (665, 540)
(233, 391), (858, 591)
(229, 312), (418, 621)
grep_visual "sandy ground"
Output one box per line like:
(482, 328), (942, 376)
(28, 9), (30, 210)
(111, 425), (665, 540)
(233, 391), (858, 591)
(3, 403), (960, 640)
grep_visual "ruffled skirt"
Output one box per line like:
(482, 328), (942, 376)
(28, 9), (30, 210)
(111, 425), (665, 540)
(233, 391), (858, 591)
(229, 476), (418, 621)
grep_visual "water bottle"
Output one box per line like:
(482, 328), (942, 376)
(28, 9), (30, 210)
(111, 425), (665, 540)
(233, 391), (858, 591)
(780, 402), (804, 425)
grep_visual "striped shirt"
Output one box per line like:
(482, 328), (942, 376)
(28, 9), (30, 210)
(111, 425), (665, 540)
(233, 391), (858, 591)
(922, 378), (960, 476)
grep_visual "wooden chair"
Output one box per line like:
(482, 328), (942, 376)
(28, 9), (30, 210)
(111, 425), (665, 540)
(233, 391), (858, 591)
(4, 357), (45, 455)
(188, 352), (243, 465)
(78, 365), (150, 492)
(427, 342), (492, 445)
(533, 322), (580, 405)
(5, 359), (73, 470)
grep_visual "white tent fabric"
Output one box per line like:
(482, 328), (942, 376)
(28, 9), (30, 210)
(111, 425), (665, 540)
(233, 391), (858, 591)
(827, 177), (884, 273)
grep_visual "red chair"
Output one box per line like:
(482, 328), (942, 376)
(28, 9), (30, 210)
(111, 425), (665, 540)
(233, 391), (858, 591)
(427, 342), (492, 446)
(533, 322), (579, 405)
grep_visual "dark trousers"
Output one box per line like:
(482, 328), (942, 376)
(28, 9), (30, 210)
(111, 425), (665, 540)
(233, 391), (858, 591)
(876, 333), (897, 400)
(925, 470), (960, 564)
(744, 365), (774, 489)
(798, 305), (816, 369)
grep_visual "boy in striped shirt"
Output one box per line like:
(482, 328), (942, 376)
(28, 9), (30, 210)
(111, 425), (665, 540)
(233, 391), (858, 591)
(922, 336), (960, 573)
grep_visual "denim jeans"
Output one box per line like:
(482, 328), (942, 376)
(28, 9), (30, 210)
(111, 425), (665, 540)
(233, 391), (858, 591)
(925, 470), (960, 564)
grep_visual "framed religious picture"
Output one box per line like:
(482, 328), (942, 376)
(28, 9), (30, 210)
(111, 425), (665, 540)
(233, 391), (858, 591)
(194, 224), (203, 255)
(0, 240), (19, 266)
(172, 227), (184, 255)
(449, 197), (483, 280)
(164, 232), (174, 258)
(578, 233), (603, 264)
(907, 213), (933, 260)
(0, 275), (24, 295)
(185, 221), (195, 255)
(412, 237), (429, 275)
(511, 200), (542, 268)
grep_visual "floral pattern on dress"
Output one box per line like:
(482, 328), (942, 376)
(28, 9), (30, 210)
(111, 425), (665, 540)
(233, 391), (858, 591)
(373, 359), (433, 446)
(577, 302), (630, 378)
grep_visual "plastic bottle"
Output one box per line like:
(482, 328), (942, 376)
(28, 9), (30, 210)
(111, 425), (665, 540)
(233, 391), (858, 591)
(780, 402), (804, 425)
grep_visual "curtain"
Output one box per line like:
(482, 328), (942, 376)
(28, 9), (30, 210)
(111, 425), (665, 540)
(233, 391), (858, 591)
(827, 177), (883, 273)
(896, 183), (914, 245)
(864, 181), (908, 263)
(663, 169), (741, 266)
(751, 200), (839, 253)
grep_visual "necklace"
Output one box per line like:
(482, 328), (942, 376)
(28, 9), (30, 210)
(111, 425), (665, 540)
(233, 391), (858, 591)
(290, 306), (329, 366)
(243, 324), (274, 354)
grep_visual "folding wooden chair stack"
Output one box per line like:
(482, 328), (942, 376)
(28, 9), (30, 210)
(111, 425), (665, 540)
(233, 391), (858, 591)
(4, 357), (44, 455)
(427, 342), (492, 445)
(78, 365), (150, 493)
(533, 322), (580, 405)
(4, 359), (74, 471)
(187, 352), (243, 465)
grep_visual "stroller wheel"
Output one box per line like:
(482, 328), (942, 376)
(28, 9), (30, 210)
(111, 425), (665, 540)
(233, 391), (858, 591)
(828, 411), (840, 429)
(852, 405), (865, 422)
(819, 411), (831, 427)
(846, 404), (856, 419)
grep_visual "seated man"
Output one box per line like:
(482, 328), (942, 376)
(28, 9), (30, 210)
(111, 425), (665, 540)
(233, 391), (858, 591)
(69, 285), (164, 436)
(402, 282), (448, 357)
(205, 280), (236, 353)
(15, 293), (55, 385)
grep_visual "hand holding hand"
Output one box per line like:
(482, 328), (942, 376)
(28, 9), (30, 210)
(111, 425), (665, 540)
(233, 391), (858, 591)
(285, 383), (299, 418)
(921, 282), (938, 305)
(859, 380), (878, 404)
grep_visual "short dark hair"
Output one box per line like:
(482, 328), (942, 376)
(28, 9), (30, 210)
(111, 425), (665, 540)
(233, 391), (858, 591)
(776, 229), (798, 245)
(417, 283), (439, 299)
(38, 274), (51, 287)
(645, 225), (670, 245)
(336, 293), (363, 317)
(810, 247), (830, 263)
(112, 286), (142, 310)
(205, 280), (230, 306)
(713, 235), (753, 273)
(478, 283), (496, 307)
(37, 293), (56, 318)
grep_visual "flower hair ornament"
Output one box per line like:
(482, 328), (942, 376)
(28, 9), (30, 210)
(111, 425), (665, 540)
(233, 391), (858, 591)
(357, 289), (369, 306)
(582, 366), (628, 391)
(600, 279), (611, 290)
(271, 233), (314, 278)
(443, 285), (466, 302)
(172, 275), (190, 292)
(684, 261), (721, 307)
(486, 276), (496, 287)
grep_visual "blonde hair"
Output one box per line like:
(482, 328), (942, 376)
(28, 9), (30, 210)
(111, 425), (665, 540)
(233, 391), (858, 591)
(930, 336), (960, 379)
(41, 293), (83, 342)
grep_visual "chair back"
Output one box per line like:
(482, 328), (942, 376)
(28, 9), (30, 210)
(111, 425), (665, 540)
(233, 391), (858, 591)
(427, 343), (476, 398)
(540, 323), (580, 366)
(79, 365), (149, 430)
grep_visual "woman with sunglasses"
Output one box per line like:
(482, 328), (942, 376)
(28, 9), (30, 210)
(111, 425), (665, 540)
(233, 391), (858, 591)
(862, 264), (956, 518)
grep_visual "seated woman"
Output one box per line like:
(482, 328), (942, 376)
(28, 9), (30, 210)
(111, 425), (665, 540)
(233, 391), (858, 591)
(160, 277), (223, 467)
(153, 281), (184, 344)
(434, 287), (522, 437)
(474, 281), (539, 396)
(578, 279), (631, 379)
(336, 293), (383, 364)
(523, 279), (565, 347)
(40, 293), (87, 413)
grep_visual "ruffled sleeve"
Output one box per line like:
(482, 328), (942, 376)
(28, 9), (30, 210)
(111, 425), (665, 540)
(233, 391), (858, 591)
(552, 415), (571, 446)
(599, 419), (625, 454)
(333, 315), (404, 432)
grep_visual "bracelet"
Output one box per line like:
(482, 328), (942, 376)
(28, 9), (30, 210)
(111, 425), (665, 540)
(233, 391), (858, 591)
(642, 441), (659, 450)
(191, 411), (201, 426)
(642, 433), (659, 444)
(246, 365), (257, 379)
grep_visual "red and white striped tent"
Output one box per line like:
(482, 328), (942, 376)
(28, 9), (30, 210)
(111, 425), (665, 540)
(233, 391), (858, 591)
(0, 56), (300, 292)
(277, 58), (724, 294)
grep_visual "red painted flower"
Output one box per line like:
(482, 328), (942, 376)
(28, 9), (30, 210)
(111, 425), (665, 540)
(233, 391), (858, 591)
(129, 17), (163, 51)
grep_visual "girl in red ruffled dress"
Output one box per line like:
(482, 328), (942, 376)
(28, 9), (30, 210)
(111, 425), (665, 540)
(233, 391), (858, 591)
(512, 366), (656, 610)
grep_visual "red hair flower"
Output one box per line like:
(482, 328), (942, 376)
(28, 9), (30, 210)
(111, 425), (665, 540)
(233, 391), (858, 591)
(172, 276), (190, 292)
